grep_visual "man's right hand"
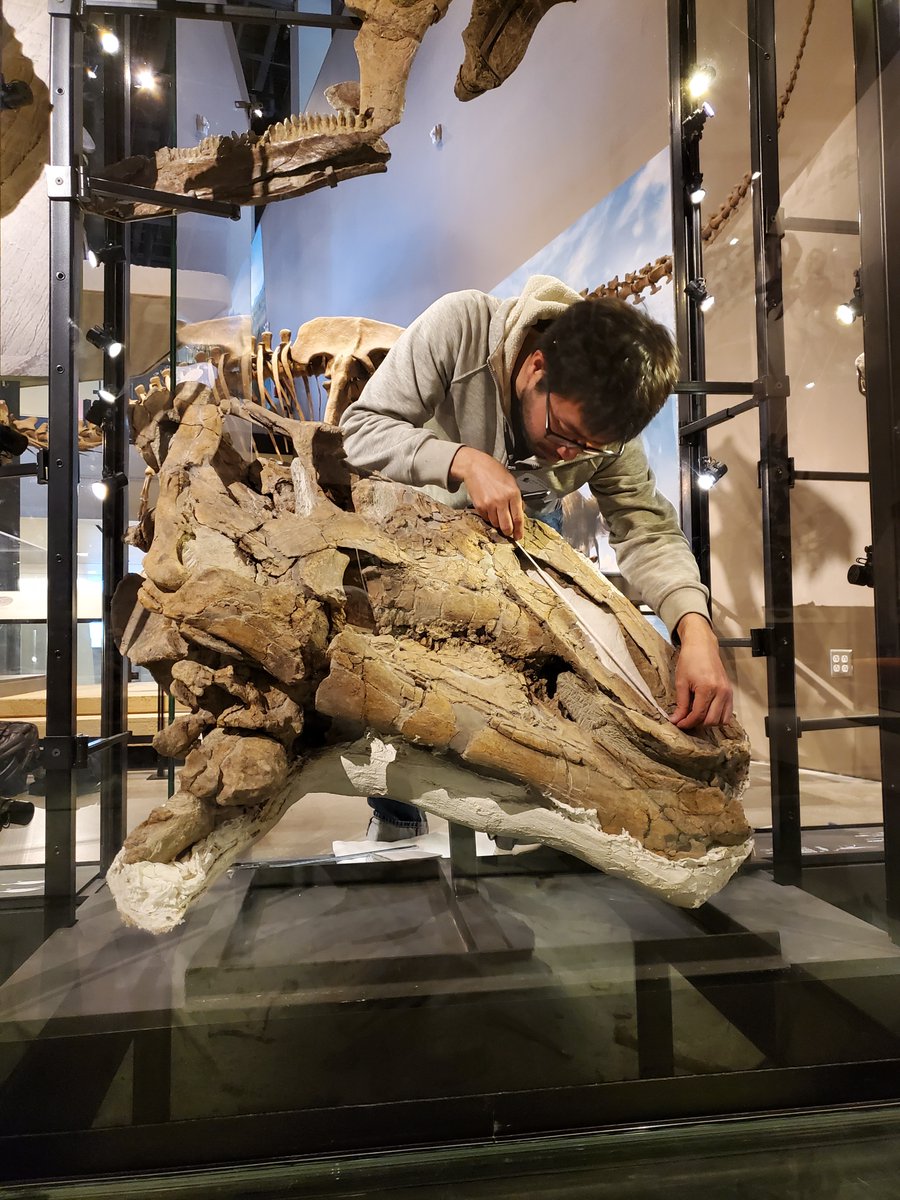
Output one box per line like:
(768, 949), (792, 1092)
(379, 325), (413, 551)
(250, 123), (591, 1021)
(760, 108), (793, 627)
(449, 446), (525, 540)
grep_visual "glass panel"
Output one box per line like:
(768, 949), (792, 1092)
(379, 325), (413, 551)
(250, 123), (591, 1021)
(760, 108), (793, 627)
(2, 1), (899, 1183)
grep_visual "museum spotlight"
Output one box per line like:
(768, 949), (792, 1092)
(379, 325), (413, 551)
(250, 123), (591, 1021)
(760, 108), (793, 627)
(687, 63), (716, 100)
(134, 67), (158, 92)
(85, 241), (125, 269)
(0, 74), (33, 111)
(85, 388), (118, 429)
(0, 424), (29, 459)
(85, 66), (98, 80)
(836, 268), (863, 325)
(847, 545), (874, 588)
(85, 325), (123, 359)
(687, 173), (706, 205)
(685, 277), (715, 313)
(91, 471), (128, 502)
(0, 799), (35, 830)
(697, 457), (728, 490)
(98, 28), (119, 54)
(682, 101), (715, 142)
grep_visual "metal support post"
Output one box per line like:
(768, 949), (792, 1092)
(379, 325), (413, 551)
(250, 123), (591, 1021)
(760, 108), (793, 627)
(45, 2), (84, 926)
(99, 12), (131, 871)
(669, 0), (711, 589)
(748, 0), (801, 883)
(852, 0), (900, 936)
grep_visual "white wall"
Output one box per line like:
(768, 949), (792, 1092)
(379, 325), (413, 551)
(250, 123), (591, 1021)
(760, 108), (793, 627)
(261, 0), (670, 331)
(174, 18), (254, 315)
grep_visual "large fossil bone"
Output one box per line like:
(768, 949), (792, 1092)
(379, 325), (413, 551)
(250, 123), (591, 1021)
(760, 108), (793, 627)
(289, 316), (404, 424)
(0, 11), (50, 219)
(108, 382), (751, 933)
(455, 0), (577, 102)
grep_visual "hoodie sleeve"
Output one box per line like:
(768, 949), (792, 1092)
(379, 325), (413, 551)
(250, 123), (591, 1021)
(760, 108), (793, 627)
(340, 291), (482, 490)
(588, 439), (711, 638)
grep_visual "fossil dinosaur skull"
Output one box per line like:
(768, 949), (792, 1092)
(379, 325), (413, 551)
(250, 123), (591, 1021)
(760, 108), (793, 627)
(289, 316), (404, 424)
(107, 381), (751, 933)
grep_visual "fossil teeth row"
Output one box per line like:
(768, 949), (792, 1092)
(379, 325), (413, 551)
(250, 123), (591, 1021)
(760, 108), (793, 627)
(154, 110), (369, 162)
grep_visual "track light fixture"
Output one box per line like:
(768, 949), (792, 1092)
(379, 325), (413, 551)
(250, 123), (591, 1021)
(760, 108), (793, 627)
(91, 471), (128, 501)
(84, 387), (119, 429)
(685, 277), (715, 313)
(0, 73), (34, 111)
(682, 100), (715, 143)
(836, 268), (863, 325)
(85, 325), (123, 359)
(687, 172), (706, 205)
(847, 545), (874, 587)
(85, 241), (125, 268)
(687, 63), (716, 99)
(697, 457), (728, 490)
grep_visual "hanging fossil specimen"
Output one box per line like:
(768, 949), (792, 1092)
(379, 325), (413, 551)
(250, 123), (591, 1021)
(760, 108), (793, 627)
(108, 382), (752, 934)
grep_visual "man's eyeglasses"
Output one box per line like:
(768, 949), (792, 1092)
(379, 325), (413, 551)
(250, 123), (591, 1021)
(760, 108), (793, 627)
(544, 381), (626, 461)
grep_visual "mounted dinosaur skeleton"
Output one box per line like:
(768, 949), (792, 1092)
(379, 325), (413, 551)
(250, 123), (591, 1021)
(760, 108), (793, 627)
(165, 313), (404, 425)
(109, 378), (751, 934)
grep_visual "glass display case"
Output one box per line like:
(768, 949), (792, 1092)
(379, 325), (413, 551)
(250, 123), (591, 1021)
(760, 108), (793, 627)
(1, 0), (899, 1191)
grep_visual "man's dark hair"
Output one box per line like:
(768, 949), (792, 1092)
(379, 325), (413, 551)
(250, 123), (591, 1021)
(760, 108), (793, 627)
(537, 297), (678, 443)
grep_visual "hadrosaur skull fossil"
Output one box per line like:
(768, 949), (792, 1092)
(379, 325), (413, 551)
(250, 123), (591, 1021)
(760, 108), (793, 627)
(108, 379), (752, 935)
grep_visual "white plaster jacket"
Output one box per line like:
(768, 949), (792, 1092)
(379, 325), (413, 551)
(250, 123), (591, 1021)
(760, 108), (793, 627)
(340, 275), (710, 636)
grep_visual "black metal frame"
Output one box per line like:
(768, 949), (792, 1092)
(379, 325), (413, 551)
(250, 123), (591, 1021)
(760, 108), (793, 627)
(670, 0), (900, 906)
(668, 0), (711, 589)
(669, 0), (810, 887)
(39, 0), (359, 916)
(852, 0), (900, 935)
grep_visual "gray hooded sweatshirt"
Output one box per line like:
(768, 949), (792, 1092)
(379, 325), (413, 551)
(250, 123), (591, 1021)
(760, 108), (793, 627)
(340, 275), (709, 637)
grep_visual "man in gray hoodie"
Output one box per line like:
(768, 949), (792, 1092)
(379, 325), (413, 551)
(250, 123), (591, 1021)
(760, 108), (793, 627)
(341, 275), (732, 839)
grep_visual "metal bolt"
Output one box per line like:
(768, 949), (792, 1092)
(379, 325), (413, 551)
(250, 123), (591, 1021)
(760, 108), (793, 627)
(55, 364), (64, 373)
(52, 748), (61, 756)
(56, 458), (63, 467)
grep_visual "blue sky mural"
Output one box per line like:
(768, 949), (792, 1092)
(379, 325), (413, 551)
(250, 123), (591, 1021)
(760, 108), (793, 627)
(492, 147), (678, 512)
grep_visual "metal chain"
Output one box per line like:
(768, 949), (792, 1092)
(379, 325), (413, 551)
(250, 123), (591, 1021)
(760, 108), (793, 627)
(584, 0), (817, 303)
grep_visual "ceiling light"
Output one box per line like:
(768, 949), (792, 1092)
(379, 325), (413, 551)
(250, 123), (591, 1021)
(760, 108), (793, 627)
(687, 173), (706, 205)
(697, 457), (728, 490)
(805, 381), (816, 390)
(751, 170), (761, 180)
(687, 63), (716, 99)
(86, 66), (98, 80)
(85, 325), (124, 358)
(729, 237), (739, 246)
(98, 29), (119, 53)
(134, 67), (157, 92)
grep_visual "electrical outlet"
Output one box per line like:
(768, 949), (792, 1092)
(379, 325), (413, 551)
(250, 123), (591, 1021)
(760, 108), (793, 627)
(829, 648), (853, 678)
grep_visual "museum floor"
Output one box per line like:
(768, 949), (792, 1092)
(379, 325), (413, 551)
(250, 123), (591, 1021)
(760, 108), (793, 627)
(1, 760), (897, 1187)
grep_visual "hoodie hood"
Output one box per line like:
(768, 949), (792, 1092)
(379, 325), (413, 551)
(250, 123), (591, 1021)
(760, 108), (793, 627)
(487, 274), (584, 415)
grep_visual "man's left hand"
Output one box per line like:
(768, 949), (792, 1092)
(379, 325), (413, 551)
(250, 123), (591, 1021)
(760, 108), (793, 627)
(669, 613), (734, 730)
